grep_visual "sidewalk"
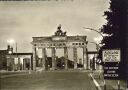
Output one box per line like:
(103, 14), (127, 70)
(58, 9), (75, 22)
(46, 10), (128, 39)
(90, 70), (127, 90)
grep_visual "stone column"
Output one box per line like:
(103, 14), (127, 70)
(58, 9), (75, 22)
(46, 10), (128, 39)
(18, 58), (21, 70)
(73, 47), (77, 69)
(83, 47), (88, 69)
(23, 59), (26, 70)
(64, 47), (68, 70)
(10, 55), (14, 71)
(21, 58), (24, 70)
(42, 48), (46, 70)
(52, 47), (56, 70)
(6, 57), (9, 71)
(86, 48), (90, 69)
(29, 57), (32, 70)
(32, 46), (36, 71)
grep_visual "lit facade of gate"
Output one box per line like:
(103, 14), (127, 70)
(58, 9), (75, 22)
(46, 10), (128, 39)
(31, 25), (88, 70)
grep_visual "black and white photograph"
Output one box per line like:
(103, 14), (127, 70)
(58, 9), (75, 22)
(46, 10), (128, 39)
(0, 0), (128, 90)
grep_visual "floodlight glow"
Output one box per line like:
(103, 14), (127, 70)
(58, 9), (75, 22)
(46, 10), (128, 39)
(90, 55), (94, 59)
(7, 39), (15, 44)
(94, 37), (102, 43)
(102, 33), (113, 37)
(83, 28), (91, 32)
(8, 51), (12, 54)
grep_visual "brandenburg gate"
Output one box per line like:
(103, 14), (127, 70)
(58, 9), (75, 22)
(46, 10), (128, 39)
(31, 25), (88, 70)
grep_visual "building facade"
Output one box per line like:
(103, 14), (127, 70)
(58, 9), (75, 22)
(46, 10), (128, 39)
(0, 50), (7, 70)
(6, 53), (33, 71)
(31, 25), (88, 70)
(0, 45), (13, 70)
(0, 45), (33, 71)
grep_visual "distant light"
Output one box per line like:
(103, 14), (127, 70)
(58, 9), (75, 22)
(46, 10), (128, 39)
(90, 55), (94, 59)
(102, 34), (113, 37)
(99, 43), (105, 47)
(8, 51), (12, 54)
(102, 43), (105, 46)
(7, 39), (15, 44)
(83, 28), (91, 32)
(93, 37), (102, 43)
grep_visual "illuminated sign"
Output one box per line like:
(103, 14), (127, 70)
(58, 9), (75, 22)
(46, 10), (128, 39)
(102, 49), (120, 62)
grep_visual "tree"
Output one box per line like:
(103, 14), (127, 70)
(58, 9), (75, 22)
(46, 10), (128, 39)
(100, 0), (128, 79)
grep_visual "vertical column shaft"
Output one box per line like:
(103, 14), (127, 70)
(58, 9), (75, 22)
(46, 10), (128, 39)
(29, 57), (32, 70)
(86, 48), (90, 69)
(12, 58), (15, 71)
(32, 46), (36, 71)
(18, 58), (20, 70)
(83, 47), (88, 69)
(64, 47), (68, 69)
(52, 47), (56, 70)
(42, 48), (46, 70)
(23, 59), (26, 70)
(7, 57), (9, 71)
(21, 59), (23, 70)
(93, 54), (96, 70)
(73, 47), (77, 69)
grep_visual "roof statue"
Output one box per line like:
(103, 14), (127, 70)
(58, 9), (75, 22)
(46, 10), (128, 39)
(55, 24), (67, 36)
(57, 24), (62, 31)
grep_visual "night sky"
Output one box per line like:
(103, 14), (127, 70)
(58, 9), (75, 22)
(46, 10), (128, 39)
(0, 0), (109, 55)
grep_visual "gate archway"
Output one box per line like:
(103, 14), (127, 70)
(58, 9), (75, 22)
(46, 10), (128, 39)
(31, 25), (88, 70)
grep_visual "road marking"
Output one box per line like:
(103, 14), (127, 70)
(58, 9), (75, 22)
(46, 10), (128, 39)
(90, 73), (102, 90)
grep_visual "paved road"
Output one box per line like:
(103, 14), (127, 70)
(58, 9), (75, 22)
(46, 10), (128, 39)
(0, 71), (96, 90)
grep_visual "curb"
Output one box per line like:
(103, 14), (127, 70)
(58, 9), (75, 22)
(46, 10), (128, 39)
(90, 73), (102, 90)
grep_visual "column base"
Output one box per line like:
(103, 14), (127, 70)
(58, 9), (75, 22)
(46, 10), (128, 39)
(51, 67), (56, 70)
(42, 67), (45, 71)
(65, 67), (68, 70)
(74, 66), (77, 69)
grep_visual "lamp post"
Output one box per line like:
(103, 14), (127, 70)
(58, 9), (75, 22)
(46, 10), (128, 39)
(7, 39), (14, 71)
(83, 27), (104, 52)
(7, 49), (12, 71)
(83, 27), (104, 38)
(7, 39), (17, 53)
(83, 27), (104, 78)
(87, 41), (101, 71)
(87, 41), (100, 51)
(7, 39), (17, 71)
(83, 27), (105, 55)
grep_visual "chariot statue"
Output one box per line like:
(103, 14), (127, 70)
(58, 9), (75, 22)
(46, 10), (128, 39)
(55, 24), (67, 36)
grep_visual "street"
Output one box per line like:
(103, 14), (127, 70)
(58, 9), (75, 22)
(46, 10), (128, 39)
(0, 71), (96, 90)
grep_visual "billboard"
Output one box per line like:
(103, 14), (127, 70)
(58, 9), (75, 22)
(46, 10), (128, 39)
(102, 49), (120, 62)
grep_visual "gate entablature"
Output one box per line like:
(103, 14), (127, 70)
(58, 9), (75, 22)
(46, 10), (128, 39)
(32, 36), (87, 48)
(31, 25), (88, 70)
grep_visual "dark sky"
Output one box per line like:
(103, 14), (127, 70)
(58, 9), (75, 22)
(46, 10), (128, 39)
(0, 0), (109, 53)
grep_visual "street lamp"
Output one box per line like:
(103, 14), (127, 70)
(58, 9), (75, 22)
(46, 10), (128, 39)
(7, 39), (17, 53)
(83, 27), (105, 48)
(83, 27), (112, 41)
(87, 41), (100, 70)
(7, 39), (18, 71)
(7, 39), (15, 44)
(83, 27), (104, 38)
(87, 41), (100, 51)
(83, 27), (104, 74)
